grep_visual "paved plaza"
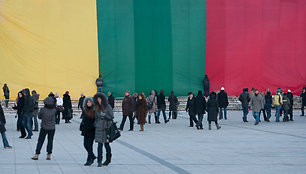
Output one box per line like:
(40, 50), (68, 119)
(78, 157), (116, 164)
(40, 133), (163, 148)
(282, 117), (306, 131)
(1, 111), (306, 174)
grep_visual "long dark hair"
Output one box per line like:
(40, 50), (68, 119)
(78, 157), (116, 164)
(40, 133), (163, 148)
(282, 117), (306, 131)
(94, 93), (108, 112)
(84, 100), (95, 119)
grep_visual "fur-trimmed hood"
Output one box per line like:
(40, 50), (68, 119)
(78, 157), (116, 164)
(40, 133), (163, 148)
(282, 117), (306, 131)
(93, 93), (109, 108)
(83, 97), (94, 109)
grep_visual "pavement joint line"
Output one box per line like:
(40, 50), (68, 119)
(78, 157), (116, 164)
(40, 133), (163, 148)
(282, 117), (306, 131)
(72, 119), (192, 174)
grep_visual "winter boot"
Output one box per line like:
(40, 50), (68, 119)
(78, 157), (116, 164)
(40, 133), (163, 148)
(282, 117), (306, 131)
(155, 116), (160, 124)
(97, 157), (103, 167)
(102, 154), (112, 166)
(209, 124), (211, 130)
(216, 123), (221, 130)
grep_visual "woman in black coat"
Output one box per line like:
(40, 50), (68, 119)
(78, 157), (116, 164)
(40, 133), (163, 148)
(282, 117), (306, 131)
(80, 97), (96, 166)
(63, 91), (72, 123)
(0, 103), (12, 148)
(13, 91), (26, 137)
(186, 92), (198, 128)
(168, 91), (178, 119)
(207, 92), (221, 130)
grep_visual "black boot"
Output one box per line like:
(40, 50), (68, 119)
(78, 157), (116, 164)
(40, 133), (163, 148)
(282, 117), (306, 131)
(102, 154), (112, 166)
(209, 124), (211, 130)
(97, 157), (103, 167)
(216, 123), (221, 129)
(173, 112), (177, 119)
(155, 116), (160, 124)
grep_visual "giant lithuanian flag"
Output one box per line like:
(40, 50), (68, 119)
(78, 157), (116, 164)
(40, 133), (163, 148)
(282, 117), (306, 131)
(1, 0), (305, 99)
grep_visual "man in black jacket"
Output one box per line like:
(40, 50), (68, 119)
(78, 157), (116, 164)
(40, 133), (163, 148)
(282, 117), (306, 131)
(195, 90), (206, 130)
(22, 88), (34, 139)
(186, 92), (198, 127)
(301, 87), (306, 116)
(217, 87), (229, 120)
(239, 88), (250, 122)
(157, 90), (169, 123)
(108, 92), (115, 109)
(168, 91), (178, 119)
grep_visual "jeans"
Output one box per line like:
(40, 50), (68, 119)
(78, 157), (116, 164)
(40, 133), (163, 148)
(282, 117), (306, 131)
(33, 111), (39, 130)
(189, 114), (198, 127)
(1, 132), (10, 147)
(84, 136), (95, 161)
(242, 104), (249, 119)
(120, 114), (134, 130)
(97, 87), (103, 93)
(265, 107), (272, 119)
(55, 110), (62, 124)
(157, 109), (167, 122)
(219, 107), (227, 119)
(35, 128), (55, 154)
(97, 143), (111, 161)
(196, 114), (204, 128)
(275, 105), (281, 122)
(22, 112), (33, 137)
(253, 112), (259, 123)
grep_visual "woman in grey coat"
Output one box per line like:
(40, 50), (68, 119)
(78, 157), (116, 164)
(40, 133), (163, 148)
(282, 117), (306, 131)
(93, 93), (114, 167)
(146, 90), (157, 124)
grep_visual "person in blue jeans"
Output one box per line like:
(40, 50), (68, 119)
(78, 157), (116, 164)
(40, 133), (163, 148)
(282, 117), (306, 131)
(22, 88), (34, 139)
(0, 103), (12, 148)
(250, 89), (264, 125)
(239, 88), (251, 122)
(273, 89), (283, 122)
(217, 87), (229, 120)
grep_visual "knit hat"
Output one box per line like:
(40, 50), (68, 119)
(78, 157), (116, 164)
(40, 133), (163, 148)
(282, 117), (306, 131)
(288, 89), (291, 93)
(221, 87), (225, 90)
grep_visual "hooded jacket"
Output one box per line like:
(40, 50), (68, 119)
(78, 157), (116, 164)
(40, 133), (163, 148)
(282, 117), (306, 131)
(195, 91), (206, 114)
(80, 97), (96, 137)
(38, 97), (56, 130)
(147, 90), (157, 113)
(23, 88), (34, 113)
(207, 92), (219, 121)
(168, 92), (178, 111)
(93, 93), (114, 143)
(217, 90), (229, 108)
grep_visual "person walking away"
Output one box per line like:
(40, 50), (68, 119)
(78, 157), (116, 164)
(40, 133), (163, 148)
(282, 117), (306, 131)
(22, 88), (34, 139)
(80, 97), (96, 166)
(63, 91), (72, 123)
(55, 93), (64, 124)
(146, 90), (158, 124)
(0, 102), (12, 148)
(107, 92), (115, 109)
(2, 84), (10, 108)
(300, 87), (306, 116)
(264, 90), (273, 122)
(96, 75), (103, 93)
(32, 90), (40, 131)
(168, 91), (179, 119)
(186, 92), (198, 128)
(273, 89), (283, 122)
(195, 90), (206, 130)
(286, 90), (294, 121)
(119, 91), (134, 131)
(31, 97), (57, 160)
(258, 91), (267, 122)
(135, 93), (148, 131)
(282, 93), (291, 122)
(239, 88), (250, 122)
(250, 89), (264, 125)
(157, 90), (168, 123)
(93, 93), (114, 167)
(203, 75), (210, 98)
(217, 87), (228, 120)
(207, 92), (221, 130)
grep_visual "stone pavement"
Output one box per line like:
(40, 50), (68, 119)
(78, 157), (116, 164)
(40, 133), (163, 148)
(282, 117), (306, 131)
(1, 111), (306, 174)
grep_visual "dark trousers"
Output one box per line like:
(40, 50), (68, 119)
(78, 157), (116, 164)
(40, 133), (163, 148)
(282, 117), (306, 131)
(289, 106), (293, 120)
(120, 114), (134, 130)
(55, 111), (62, 124)
(208, 121), (218, 124)
(97, 143), (111, 161)
(189, 114), (198, 127)
(169, 110), (177, 119)
(204, 87), (209, 98)
(302, 104), (305, 116)
(242, 104), (249, 119)
(83, 136), (95, 161)
(197, 114), (204, 128)
(35, 128), (55, 154)
(157, 109), (167, 122)
(259, 109), (267, 121)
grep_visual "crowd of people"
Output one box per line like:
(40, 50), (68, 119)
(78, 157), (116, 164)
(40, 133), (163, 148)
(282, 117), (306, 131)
(1, 82), (306, 168)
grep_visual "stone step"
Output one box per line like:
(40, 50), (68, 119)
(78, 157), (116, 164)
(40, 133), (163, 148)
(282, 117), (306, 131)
(1, 96), (303, 114)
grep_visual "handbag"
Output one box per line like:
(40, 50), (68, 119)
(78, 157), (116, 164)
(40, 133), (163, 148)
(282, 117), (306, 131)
(56, 106), (64, 112)
(147, 102), (153, 110)
(106, 122), (121, 142)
